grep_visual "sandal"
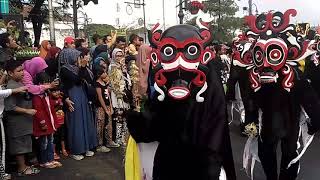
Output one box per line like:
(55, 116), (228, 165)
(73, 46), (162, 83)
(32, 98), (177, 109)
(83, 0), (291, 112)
(54, 153), (61, 160)
(17, 166), (40, 176)
(40, 162), (56, 169)
(62, 150), (69, 157)
(51, 161), (62, 167)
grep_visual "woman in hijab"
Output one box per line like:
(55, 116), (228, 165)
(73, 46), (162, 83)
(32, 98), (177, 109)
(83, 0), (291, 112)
(45, 47), (61, 79)
(93, 45), (109, 60)
(109, 48), (131, 146)
(22, 57), (58, 95)
(39, 40), (51, 59)
(135, 44), (152, 97)
(93, 52), (109, 71)
(60, 48), (97, 161)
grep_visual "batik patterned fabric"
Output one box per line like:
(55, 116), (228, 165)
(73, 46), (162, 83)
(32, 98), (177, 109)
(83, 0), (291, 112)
(95, 107), (105, 146)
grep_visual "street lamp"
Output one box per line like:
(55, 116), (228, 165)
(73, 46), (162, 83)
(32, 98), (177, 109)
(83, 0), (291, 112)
(252, 3), (258, 15)
(238, 0), (258, 15)
(177, 0), (185, 24)
(78, 11), (92, 39)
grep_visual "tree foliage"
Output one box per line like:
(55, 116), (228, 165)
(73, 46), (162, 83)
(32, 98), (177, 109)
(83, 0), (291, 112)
(204, 0), (244, 43)
(86, 24), (115, 36)
(8, 0), (82, 46)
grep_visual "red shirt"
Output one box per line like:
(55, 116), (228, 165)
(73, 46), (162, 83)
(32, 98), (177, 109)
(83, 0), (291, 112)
(33, 95), (58, 137)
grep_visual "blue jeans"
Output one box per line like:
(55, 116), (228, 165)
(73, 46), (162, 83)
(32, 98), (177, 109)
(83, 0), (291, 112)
(38, 134), (54, 164)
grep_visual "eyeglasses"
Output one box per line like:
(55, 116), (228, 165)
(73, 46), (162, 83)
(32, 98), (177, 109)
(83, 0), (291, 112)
(116, 55), (123, 58)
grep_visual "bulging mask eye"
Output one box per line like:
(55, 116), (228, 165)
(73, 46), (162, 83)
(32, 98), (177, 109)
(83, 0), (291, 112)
(164, 46), (174, 56)
(266, 44), (286, 66)
(184, 43), (201, 61)
(161, 45), (177, 62)
(253, 46), (264, 67)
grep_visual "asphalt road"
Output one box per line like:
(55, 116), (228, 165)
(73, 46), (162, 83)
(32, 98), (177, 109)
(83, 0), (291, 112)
(13, 117), (320, 180)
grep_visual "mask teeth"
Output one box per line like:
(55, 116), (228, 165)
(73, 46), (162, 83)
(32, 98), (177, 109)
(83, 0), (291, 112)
(154, 82), (165, 101)
(274, 73), (279, 83)
(196, 81), (208, 103)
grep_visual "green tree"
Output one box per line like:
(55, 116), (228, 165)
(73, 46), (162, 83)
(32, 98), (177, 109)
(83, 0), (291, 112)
(9, 0), (91, 46)
(87, 24), (115, 36)
(204, 0), (244, 43)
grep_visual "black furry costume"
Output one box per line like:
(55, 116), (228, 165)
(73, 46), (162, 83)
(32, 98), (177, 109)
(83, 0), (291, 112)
(127, 22), (236, 180)
(127, 61), (236, 180)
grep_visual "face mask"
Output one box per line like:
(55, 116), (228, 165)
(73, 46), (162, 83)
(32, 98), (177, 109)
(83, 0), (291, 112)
(149, 22), (215, 102)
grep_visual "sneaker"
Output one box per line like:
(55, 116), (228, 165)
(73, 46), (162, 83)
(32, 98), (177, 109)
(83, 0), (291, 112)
(71, 154), (84, 161)
(4, 173), (11, 180)
(96, 146), (111, 153)
(85, 151), (95, 157)
(107, 141), (120, 148)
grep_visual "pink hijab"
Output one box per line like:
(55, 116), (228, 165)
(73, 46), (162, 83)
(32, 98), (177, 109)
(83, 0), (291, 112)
(136, 44), (152, 96)
(23, 57), (48, 78)
(22, 57), (49, 95)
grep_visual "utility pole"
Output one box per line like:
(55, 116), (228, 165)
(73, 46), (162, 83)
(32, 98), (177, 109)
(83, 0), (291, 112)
(142, 0), (146, 40)
(124, 0), (147, 41)
(248, 0), (253, 15)
(48, 0), (55, 42)
(178, 0), (184, 24)
(73, 0), (79, 37)
(218, 0), (221, 32)
(162, 0), (166, 30)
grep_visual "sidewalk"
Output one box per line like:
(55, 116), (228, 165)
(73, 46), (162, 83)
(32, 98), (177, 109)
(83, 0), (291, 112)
(17, 149), (124, 180)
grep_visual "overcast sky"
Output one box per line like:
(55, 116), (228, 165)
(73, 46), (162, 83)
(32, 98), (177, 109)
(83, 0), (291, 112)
(82, 0), (318, 28)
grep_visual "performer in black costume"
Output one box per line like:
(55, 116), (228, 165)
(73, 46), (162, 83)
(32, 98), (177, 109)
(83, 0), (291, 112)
(240, 9), (320, 180)
(226, 34), (258, 133)
(127, 17), (236, 180)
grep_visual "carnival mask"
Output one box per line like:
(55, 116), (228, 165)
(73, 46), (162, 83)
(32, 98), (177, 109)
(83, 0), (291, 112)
(244, 9), (317, 92)
(232, 34), (254, 67)
(310, 36), (320, 66)
(149, 19), (215, 102)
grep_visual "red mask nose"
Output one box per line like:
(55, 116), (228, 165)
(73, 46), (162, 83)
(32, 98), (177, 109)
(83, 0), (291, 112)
(263, 58), (270, 68)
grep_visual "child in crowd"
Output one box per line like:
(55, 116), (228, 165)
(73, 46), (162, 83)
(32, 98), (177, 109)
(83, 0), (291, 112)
(128, 34), (141, 56)
(51, 87), (69, 159)
(95, 66), (119, 153)
(32, 72), (62, 169)
(0, 67), (27, 180)
(4, 60), (40, 176)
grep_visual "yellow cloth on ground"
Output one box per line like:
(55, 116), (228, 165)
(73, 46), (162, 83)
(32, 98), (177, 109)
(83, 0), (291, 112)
(125, 136), (142, 180)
